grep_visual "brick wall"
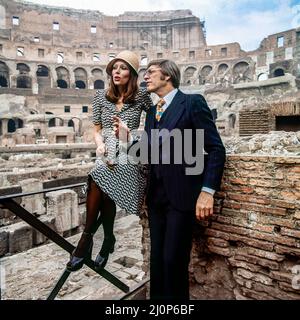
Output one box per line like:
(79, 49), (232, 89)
(239, 109), (271, 136)
(142, 155), (300, 299)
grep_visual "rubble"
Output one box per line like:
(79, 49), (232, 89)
(223, 131), (300, 155)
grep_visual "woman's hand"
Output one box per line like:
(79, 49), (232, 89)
(113, 116), (130, 142)
(96, 143), (107, 157)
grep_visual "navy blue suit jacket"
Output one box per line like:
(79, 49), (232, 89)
(144, 90), (226, 212)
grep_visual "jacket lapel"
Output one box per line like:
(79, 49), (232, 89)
(145, 105), (156, 143)
(159, 90), (186, 145)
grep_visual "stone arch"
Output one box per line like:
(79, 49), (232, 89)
(91, 68), (104, 89)
(17, 75), (32, 88)
(57, 79), (68, 88)
(36, 65), (49, 77)
(56, 66), (70, 89)
(91, 68), (103, 78)
(199, 65), (213, 84)
(17, 63), (30, 74)
(8, 119), (16, 133)
(48, 117), (63, 127)
(69, 116), (81, 134)
(94, 79), (104, 89)
(36, 65), (51, 90)
(258, 73), (268, 81)
(228, 113), (236, 129)
(217, 63), (229, 75)
(274, 68), (285, 77)
(16, 63), (31, 88)
(75, 80), (86, 89)
(74, 67), (87, 89)
(68, 119), (74, 127)
(233, 61), (250, 83)
(16, 118), (23, 129)
(7, 118), (23, 133)
(0, 61), (9, 87)
(183, 66), (197, 85)
(0, 75), (8, 87)
(48, 118), (55, 127)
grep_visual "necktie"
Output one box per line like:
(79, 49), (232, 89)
(155, 98), (166, 122)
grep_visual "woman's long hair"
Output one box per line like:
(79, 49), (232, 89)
(105, 63), (138, 104)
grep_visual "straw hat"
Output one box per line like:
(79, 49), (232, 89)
(106, 50), (139, 76)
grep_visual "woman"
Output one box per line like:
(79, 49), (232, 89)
(66, 50), (152, 271)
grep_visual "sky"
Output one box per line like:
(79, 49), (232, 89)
(27, 0), (300, 51)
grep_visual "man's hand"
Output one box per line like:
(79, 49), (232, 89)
(113, 116), (130, 142)
(195, 191), (214, 220)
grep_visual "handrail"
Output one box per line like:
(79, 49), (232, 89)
(0, 182), (86, 200)
(0, 182), (133, 300)
(117, 277), (150, 300)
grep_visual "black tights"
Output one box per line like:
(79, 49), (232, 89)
(74, 177), (116, 256)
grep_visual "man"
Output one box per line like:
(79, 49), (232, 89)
(114, 59), (226, 299)
(142, 59), (226, 300)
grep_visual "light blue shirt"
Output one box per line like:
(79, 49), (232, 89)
(161, 88), (178, 111)
(161, 89), (215, 196)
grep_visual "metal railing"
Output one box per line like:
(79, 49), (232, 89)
(0, 182), (146, 300)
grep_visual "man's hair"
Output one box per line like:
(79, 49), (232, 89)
(147, 59), (181, 88)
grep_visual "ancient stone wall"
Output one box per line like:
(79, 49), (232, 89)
(0, 171), (91, 256)
(0, 0), (299, 144)
(141, 155), (300, 299)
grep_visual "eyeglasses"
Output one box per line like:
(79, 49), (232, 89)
(143, 68), (162, 77)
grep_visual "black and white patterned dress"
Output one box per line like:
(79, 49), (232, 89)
(89, 88), (153, 215)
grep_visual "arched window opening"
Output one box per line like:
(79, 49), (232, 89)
(49, 118), (56, 127)
(94, 80), (104, 89)
(229, 114), (236, 129)
(17, 63), (30, 74)
(56, 67), (69, 89)
(68, 120), (74, 129)
(0, 61), (9, 87)
(91, 68), (103, 77)
(218, 63), (228, 75)
(75, 80), (86, 89)
(8, 119), (16, 133)
(0, 76), (8, 87)
(16, 118), (24, 129)
(233, 61), (250, 83)
(57, 79), (68, 89)
(74, 67), (87, 89)
(17, 76), (32, 88)
(274, 69), (284, 77)
(37, 65), (49, 77)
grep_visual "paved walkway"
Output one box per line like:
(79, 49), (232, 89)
(0, 214), (145, 300)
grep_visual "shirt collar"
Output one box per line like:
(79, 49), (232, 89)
(161, 88), (178, 110)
